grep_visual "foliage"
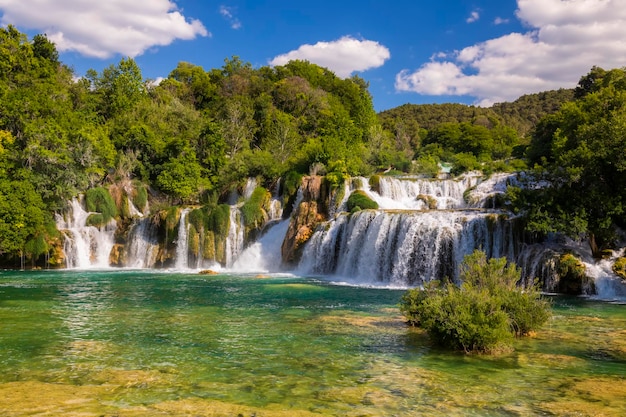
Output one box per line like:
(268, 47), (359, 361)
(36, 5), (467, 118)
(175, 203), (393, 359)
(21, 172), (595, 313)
(240, 187), (270, 230)
(400, 250), (551, 353)
(613, 257), (626, 280)
(207, 204), (231, 236)
(0, 179), (51, 261)
(522, 67), (626, 252)
(132, 182), (148, 212)
(84, 187), (118, 224)
(346, 190), (379, 213)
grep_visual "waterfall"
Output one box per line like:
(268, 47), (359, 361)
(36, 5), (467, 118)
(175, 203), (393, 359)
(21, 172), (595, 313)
(174, 208), (191, 270)
(55, 198), (116, 269)
(297, 210), (516, 287)
(225, 206), (245, 267)
(231, 220), (290, 273)
(125, 217), (159, 268)
(243, 177), (257, 199)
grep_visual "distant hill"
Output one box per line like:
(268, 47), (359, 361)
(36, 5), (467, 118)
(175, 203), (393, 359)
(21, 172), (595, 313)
(379, 88), (575, 137)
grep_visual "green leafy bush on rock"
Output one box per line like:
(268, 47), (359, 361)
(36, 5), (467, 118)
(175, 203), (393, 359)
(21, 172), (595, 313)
(85, 187), (117, 224)
(400, 250), (551, 354)
(613, 257), (626, 280)
(346, 190), (379, 213)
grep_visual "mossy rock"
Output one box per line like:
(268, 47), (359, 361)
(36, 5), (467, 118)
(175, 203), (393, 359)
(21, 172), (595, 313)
(346, 190), (379, 213)
(557, 253), (594, 295)
(369, 175), (381, 194)
(417, 194), (437, 210)
(613, 257), (626, 280)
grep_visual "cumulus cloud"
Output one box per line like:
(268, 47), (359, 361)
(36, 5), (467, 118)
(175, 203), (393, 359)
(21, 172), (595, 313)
(219, 5), (241, 30)
(467, 11), (480, 23)
(396, 0), (626, 105)
(269, 36), (391, 78)
(0, 0), (209, 58)
(494, 17), (510, 25)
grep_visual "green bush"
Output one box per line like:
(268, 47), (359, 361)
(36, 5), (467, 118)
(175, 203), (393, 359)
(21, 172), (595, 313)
(614, 257), (626, 280)
(85, 187), (118, 223)
(132, 183), (148, 212)
(346, 190), (379, 213)
(207, 204), (231, 236)
(240, 187), (270, 229)
(85, 213), (105, 227)
(400, 250), (551, 353)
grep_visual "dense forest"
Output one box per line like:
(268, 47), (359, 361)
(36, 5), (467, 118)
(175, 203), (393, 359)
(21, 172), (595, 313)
(0, 26), (625, 270)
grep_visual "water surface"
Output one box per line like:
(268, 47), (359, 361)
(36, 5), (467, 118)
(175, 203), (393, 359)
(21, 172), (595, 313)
(0, 270), (624, 416)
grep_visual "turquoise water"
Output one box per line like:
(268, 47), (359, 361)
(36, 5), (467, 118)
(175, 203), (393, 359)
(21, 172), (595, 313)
(0, 270), (625, 416)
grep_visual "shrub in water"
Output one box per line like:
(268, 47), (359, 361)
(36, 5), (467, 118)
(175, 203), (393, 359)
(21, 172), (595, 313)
(400, 250), (551, 353)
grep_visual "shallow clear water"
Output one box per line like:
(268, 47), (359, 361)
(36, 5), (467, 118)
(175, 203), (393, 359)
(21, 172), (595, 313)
(0, 270), (625, 416)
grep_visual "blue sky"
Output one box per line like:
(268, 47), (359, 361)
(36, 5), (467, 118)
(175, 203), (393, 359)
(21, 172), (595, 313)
(1, 0), (625, 111)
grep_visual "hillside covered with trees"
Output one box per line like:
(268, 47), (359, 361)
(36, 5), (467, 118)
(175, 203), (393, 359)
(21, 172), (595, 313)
(0, 25), (624, 269)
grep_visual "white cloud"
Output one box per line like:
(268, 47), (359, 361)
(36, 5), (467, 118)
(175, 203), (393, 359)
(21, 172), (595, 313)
(396, 0), (626, 105)
(467, 11), (480, 23)
(494, 17), (510, 25)
(0, 0), (209, 58)
(219, 5), (241, 30)
(269, 36), (391, 78)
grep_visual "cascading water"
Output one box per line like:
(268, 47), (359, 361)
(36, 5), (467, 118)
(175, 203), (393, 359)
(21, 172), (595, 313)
(231, 220), (290, 273)
(297, 209), (516, 286)
(55, 198), (116, 269)
(225, 206), (245, 267)
(125, 217), (160, 269)
(174, 208), (191, 270)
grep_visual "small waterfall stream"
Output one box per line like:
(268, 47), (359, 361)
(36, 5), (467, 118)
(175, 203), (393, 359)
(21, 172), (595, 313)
(225, 206), (245, 267)
(174, 208), (191, 270)
(55, 198), (117, 269)
(125, 217), (159, 269)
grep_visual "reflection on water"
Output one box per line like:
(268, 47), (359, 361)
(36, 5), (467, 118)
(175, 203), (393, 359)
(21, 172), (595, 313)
(0, 270), (625, 416)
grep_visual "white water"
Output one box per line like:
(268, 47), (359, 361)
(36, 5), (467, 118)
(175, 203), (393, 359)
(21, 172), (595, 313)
(225, 206), (245, 267)
(174, 208), (191, 270)
(125, 217), (159, 268)
(55, 198), (116, 269)
(230, 220), (290, 273)
(297, 209), (515, 286)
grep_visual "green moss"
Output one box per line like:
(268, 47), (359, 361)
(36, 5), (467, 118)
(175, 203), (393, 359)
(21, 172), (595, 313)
(132, 183), (148, 212)
(188, 207), (207, 232)
(86, 213), (105, 227)
(369, 175), (381, 194)
(346, 190), (379, 213)
(165, 207), (180, 243)
(85, 187), (118, 223)
(613, 257), (626, 280)
(241, 187), (269, 229)
(207, 204), (230, 237)
(558, 253), (594, 294)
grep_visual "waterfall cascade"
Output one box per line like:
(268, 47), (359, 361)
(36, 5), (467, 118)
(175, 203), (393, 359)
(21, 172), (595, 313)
(54, 174), (626, 299)
(174, 208), (192, 270)
(125, 217), (159, 269)
(296, 173), (626, 297)
(55, 198), (117, 269)
(225, 206), (245, 267)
